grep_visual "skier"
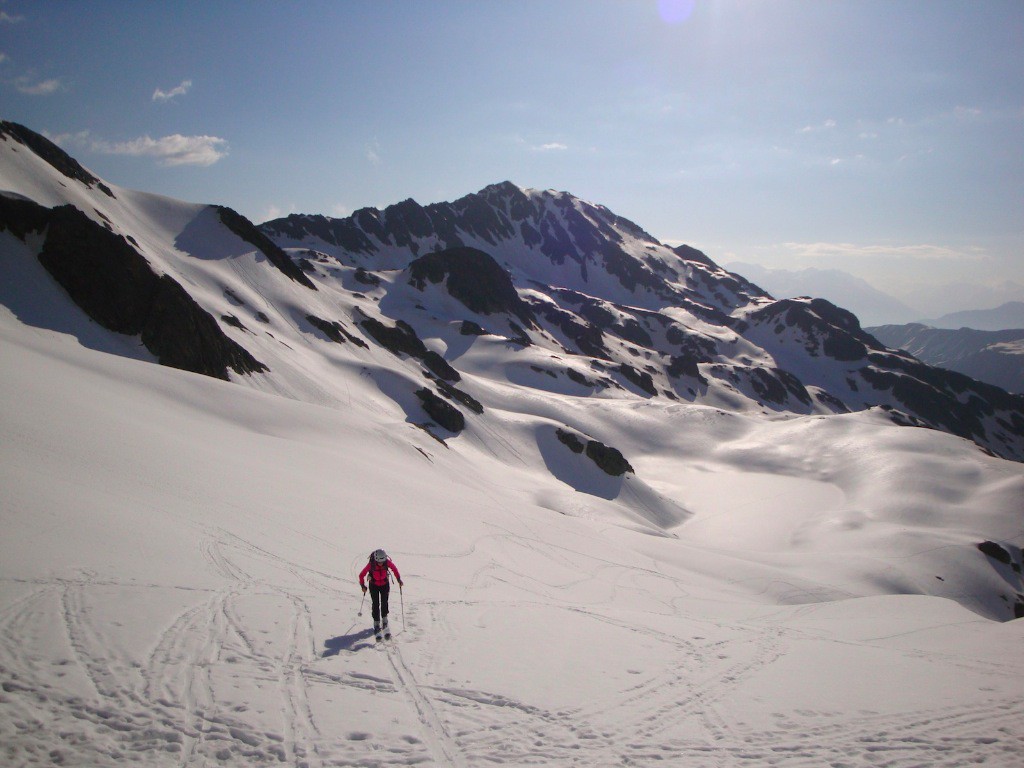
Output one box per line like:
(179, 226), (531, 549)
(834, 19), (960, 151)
(359, 549), (403, 641)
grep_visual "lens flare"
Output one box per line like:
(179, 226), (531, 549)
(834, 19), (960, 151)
(658, 0), (696, 25)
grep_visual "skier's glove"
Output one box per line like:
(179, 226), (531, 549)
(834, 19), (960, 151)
(399, 581), (404, 587)
(361, 585), (367, 594)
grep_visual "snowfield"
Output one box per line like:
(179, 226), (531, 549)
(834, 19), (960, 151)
(2, 311), (1023, 767)
(2, 122), (1023, 766)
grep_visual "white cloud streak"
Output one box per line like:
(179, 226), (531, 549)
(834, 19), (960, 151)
(365, 139), (381, 165)
(16, 77), (61, 95)
(51, 130), (229, 167)
(152, 79), (192, 102)
(92, 134), (228, 166)
(0, 11), (24, 23)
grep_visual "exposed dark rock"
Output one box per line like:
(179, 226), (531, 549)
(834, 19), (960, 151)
(667, 354), (706, 383)
(306, 315), (368, 347)
(221, 314), (248, 331)
(407, 246), (535, 327)
(141, 276), (268, 378)
(429, 375), (484, 414)
(507, 321), (532, 347)
(32, 204), (266, 379)
(415, 387), (465, 433)
(564, 368), (589, 387)
(460, 320), (487, 336)
(672, 243), (718, 268)
(978, 541), (1013, 567)
(533, 302), (608, 359)
(585, 440), (634, 476)
(359, 317), (459, 381)
(215, 205), (317, 290)
(749, 368), (812, 407)
(0, 195), (51, 239)
(556, 428), (586, 454)
(556, 427), (634, 476)
(354, 267), (381, 286)
(617, 363), (657, 396)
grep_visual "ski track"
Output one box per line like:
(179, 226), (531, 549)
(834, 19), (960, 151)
(3, 531), (1024, 768)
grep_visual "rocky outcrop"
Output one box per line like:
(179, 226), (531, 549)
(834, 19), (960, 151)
(415, 387), (465, 433)
(407, 247), (536, 328)
(359, 317), (459, 382)
(1, 199), (266, 380)
(556, 428), (634, 476)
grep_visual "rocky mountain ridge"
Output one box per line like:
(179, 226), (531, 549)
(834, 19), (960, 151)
(1, 120), (1022, 462)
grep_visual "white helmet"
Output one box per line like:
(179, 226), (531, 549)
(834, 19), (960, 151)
(373, 549), (387, 563)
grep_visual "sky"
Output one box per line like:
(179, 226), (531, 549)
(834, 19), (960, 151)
(2, 0), (1022, 312)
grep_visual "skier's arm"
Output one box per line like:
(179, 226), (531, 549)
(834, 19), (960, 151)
(358, 562), (370, 591)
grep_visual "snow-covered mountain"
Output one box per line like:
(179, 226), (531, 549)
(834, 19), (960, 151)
(260, 180), (1024, 463)
(867, 323), (1024, 394)
(725, 261), (922, 326)
(3, 120), (1024, 766)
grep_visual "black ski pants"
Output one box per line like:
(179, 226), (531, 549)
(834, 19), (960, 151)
(369, 584), (390, 623)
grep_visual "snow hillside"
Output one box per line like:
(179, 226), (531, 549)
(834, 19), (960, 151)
(3, 304), (1024, 767)
(2, 118), (1024, 765)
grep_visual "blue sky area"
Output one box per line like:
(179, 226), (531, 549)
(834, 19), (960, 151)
(2, 1), (1022, 310)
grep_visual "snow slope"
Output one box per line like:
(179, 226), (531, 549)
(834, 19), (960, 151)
(4, 305), (1024, 766)
(2, 121), (1024, 766)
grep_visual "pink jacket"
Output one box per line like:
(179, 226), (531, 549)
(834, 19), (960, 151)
(359, 558), (401, 588)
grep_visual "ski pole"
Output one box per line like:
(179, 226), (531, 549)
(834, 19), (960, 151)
(357, 588), (366, 617)
(400, 583), (405, 631)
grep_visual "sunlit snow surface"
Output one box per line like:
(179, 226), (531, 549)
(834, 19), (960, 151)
(3, 313), (1023, 766)
(2, 133), (1023, 766)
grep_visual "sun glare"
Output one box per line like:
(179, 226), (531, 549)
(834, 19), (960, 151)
(658, 0), (696, 25)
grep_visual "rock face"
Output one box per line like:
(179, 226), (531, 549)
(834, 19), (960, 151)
(1, 198), (266, 380)
(407, 246), (535, 327)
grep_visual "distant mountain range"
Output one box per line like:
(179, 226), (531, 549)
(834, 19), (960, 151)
(923, 302), (1024, 331)
(724, 262), (921, 326)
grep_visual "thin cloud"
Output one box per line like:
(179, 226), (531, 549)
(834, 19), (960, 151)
(537, 142), (568, 151)
(0, 11), (24, 23)
(798, 119), (837, 134)
(16, 77), (62, 95)
(152, 79), (192, 102)
(92, 134), (229, 166)
(365, 139), (381, 165)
